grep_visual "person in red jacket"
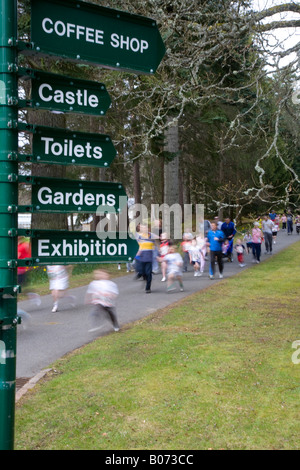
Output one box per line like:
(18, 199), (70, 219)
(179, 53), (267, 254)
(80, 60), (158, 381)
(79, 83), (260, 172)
(17, 236), (31, 286)
(17, 237), (41, 307)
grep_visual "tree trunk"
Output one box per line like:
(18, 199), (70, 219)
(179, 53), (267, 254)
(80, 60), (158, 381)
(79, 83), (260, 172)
(164, 118), (180, 237)
(133, 159), (142, 205)
(164, 119), (179, 206)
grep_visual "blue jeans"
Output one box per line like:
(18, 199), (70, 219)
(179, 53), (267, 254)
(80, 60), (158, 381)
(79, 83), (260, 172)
(287, 220), (293, 234)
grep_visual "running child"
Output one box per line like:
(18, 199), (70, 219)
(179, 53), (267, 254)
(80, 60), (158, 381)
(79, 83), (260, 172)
(85, 270), (120, 333)
(47, 265), (75, 313)
(162, 241), (184, 292)
(243, 231), (253, 254)
(234, 239), (246, 267)
(159, 232), (170, 282)
(189, 238), (202, 277)
(196, 233), (207, 275)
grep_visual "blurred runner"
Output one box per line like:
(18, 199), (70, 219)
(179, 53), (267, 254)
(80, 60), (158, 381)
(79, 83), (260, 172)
(47, 265), (75, 313)
(162, 242), (184, 293)
(17, 236), (41, 307)
(85, 270), (120, 333)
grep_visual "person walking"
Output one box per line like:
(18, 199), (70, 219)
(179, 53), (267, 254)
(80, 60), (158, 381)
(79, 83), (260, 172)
(281, 213), (287, 231)
(269, 210), (277, 221)
(207, 222), (225, 279)
(252, 222), (263, 263)
(221, 217), (237, 262)
(287, 211), (294, 235)
(262, 214), (274, 254)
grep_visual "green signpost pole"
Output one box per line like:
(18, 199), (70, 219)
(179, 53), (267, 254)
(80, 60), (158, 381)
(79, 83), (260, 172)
(1, 0), (165, 450)
(0, 0), (18, 450)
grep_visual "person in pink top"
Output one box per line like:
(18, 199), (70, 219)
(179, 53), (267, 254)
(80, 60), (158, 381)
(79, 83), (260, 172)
(281, 214), (287, 231)
(252, 222), (263, 263)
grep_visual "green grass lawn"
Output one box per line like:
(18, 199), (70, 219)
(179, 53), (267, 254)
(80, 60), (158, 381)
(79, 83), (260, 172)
(15, 243), (300, 450)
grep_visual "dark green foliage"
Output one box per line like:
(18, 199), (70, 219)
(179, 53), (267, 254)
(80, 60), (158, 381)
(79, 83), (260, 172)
(17, 0), (300, 220)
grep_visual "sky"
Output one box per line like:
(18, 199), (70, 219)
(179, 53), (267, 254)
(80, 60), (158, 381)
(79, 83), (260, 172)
(252, 0), (300, 69)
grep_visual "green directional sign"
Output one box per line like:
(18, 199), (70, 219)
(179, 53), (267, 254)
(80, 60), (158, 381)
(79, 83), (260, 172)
(29, 69), (111, 115)
(19, 125), (116, 167)
(18, 176), (127, 214)
(17, 230), (138, 265)
(30, 0), (166, 74)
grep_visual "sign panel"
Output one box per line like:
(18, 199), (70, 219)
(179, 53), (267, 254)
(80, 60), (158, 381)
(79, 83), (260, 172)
(23, 125), (116, 167)
(30, 0), (165, 74)
(18, 230), (138, 265)
(18, 176), (127, 214)
(31, 70), (111, 115)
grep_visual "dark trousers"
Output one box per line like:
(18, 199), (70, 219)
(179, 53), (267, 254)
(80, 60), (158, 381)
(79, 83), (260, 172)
(264, 232), (273, 253)
(183, 251), (190, 271)
(90, 304), (119, 329)
(141, 261), (152, 291)
(252, 243), (261, 261)
(287, 220), (293, 234)
(210, 251), (223, 275)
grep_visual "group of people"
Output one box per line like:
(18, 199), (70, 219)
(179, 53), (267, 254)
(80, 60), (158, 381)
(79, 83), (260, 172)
(46, 265), (120, 334)
(266, 211), (300, 236)
(133, 209), (297, 295)
(133, 219), (230, 294)
(17, 237), (119, 334)
(16, 208), (297, 335)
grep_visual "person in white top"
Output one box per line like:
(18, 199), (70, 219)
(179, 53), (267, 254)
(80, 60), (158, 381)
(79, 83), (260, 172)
(189, 238), (202, 277)
(196, 234), (207, 274)
(161, 242), (184, 292)
(262, 214), (274, 254)
(85, 270), (120, 333)
(47, 265), (75, 313)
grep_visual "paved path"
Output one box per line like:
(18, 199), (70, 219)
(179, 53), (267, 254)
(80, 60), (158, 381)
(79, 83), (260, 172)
(16, 231), (300, 379)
